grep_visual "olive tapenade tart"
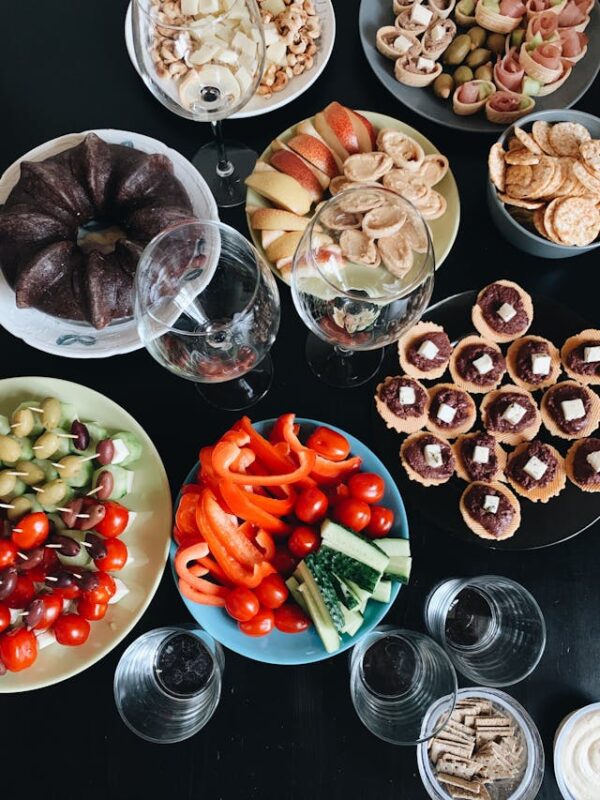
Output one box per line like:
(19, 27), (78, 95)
(566, 437), (600, 492)
(506, 440), (566, 503)
(453, 431), (507, 483)
(375, 375), (428, 434)
(506, 335), (561, 391)
(541, 381), (600, 440)
(449, 335), (506, 394)
(426, 383), (476, 438)
(398, 321), (453, 380)
(400, 431), (455, 486)
(480, 384), (542, 445)
(459, 481), (521, 541)
(560, 329), (600, 386)
(471, 280), (533, 343)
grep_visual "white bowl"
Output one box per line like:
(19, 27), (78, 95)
(554, 701), (600, 800)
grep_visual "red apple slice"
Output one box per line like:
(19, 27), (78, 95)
(271, 139), (331, 190)
(287, 133), (341, 178)
(296, 120), (345, 171)
(270, 150), (324, 203)
(314, 102), (360, 160)
(348, 110), (375, 152)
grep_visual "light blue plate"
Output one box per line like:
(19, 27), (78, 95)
(170, 418), (409, 665)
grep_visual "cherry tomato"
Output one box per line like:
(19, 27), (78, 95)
(0, 540), (17, 569)
(270, 548), (297, 577)
(11, 512), (49, 550)
(306, 426), (350, 462)
(54, 583), (81, 601)
(94, 538), (128, 572)
(5, 574), (35, 609)
(254, 574), (288, 609)
(0, 603), (10, 634)
(225, 587), (259, 622)
(77, 599), (108, 621)
(238, 608), (274, 637)
(288, 526), (320, 559)
(274, 603), (311, 634)
(348, 473), (385, 505)
(93, 501), (129, 539)
(334, 497), (371, 532)
(33, 593), (63, 631)
(83, 571), (116, 605)
(54, 614), (90, 646)
(365, 506), (395, 538)
(325, 482), (350, 504)
(0, 627), (37, 671)
(295, 487), (329, 525)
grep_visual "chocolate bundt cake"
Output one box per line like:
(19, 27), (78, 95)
(0, 133), (196, 329)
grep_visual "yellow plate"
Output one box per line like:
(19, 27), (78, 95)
(245, 109), (461, 285)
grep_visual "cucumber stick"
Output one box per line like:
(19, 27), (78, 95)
(375, 538), (410, 558)
(285, 576), (308, 614)
(340, 606), (363, 637)
(321, 520), (389, 573)
(372, 579), (392, 603)
(301, 555), (345, 633)
(385, 556), (412, 583)
(298, 583), (340, 654)
(343, 579), (371, 614)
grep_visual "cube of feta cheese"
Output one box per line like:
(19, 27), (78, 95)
(262, 23), (280, 47)
(181, 0), (199, 15)
(35, 629), (57, 650)
(473, 445), (490, 464)
(399, 386), (416, 405)
(497, 303), (516, 322)
(197, 0), (221, 12)
(411, 3), (433, 25)
(473, 353), (494, 375)
(531, 354), (551, 375)
(394, 34), (414, 54)
(424, 443), (443, 468)
(561, 399), (586, 422)
(523, 455), (548, 481)
(502, 402), (526, 425)
(265, 40), (287, 67)
(431, 24), (445, 41)
(232, 31), (257, 58)
(235, 65), (253, 94)
(584, 346), (600, 363)
(418, 339), (439, 360)
(483, 494), (499, 513)
(217, 48), (238, 64)
(189, 43), (222, 65)
(586, 450), (600, 473)
(417, 56), (435, 72)
(437, 403), (457, 424)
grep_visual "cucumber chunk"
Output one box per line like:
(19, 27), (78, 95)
(372, 579), (392, 603)
(298, 583), (340, 654)
(0, 415), (10, 436)
(323, 547), (381, 593)
(285, 576), (309, 613)
(342, 579), (371, 614)
(321, 519), (389, 573)
(56, 530), (92, 568)
(340, 606), (363, 637)
(302, 554), (345, 633)
(375, 538), (410, 558)
(110, 432), (142, 467)
(385, 556), (412, 584)
(92, 465), (134, 500)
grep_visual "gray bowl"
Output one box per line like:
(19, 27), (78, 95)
(487, 109), (600, 259)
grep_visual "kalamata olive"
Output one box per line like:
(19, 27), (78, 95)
(71, 420), (90, 452)
(61, 497), (83, 529)
(74, 571), (99, 592)
(45, 570), (74, 589)
(0, 567), (18, 601)
(25, 598), (44, 629)
(0, 658), (6, 677)
(96, 439), (115, 466)
(95, 471), (114, 501)
(16, 547), (44, 572)
(48, 534), (80, 558)
(79, 504), (106, 531)
(85, 532), (107, 561)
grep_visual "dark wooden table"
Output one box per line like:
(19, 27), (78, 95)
(1, 2), (598, 798)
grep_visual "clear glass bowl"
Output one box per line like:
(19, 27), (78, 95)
(553, 701), (600, 800)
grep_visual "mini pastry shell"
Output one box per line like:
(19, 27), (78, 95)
(376, 26), (421, 60)
(506, 335), (562, 391)
(453, 431), (507, 483)
(560, 329), (600, 386)
(485, 94), (535, 125)
(398, 321), (452, 380)
(374, 375), (429, 434)
(506, 441), (566, 503)
(565, 438), (600, 492)
(459, 481), (521, 541)
(426, 382), (477, 437)
(480, 384), (542, 445)
(540, 380), (600, 440)
(400, 431), (456, 486)
(449, 335), (506, 393)
(471, 279), (534, 343)
(475, 3), (522, 33)
(394, 56), (443, 87)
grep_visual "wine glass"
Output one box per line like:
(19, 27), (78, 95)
(135, 220), (280, 410)
(132, 0), (265, 208)
(291, 186), (435, 388)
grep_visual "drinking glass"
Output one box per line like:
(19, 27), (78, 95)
(424, 576), (546, 687)
(132, 0), (265, 207)
(135, 220), (280, 410)
(349, 628), (458, 745)
(291, 186), (435, 388)
(114, 624), (224, 744)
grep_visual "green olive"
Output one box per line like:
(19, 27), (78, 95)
(486, 32), (506, 55)
(474, 62), (494, 81)
(0, 470), (17, 496)
(466, 48), (492, 69)
(433, 73), (455, 99)
(37, 479), (67, 508)
(55, 455), (84, 480)
(0, 435), (22, 464)
(33, 431), (60, 460)
(467, 26), (487, 49)
(453, 65), (474, 86)
(14, 460), (45, 486)
(443, 34), (472, 65)
(41, 398), (62, 431)
(6, 495), (33, 521)
(11, 408), (35, 438)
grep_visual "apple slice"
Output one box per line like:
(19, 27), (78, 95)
(314, 102), (360, 160)
(296, 120), (345, 171)
(287, 134), (341, 179)
(245, 171), (313, 216)
(352, 111), (377, 150)
(348, 110), (375, 152)
(271, 140), (331, 190)
(261, 229), (285, 249)
(266, 231), (304, 263)
(269, 150), (324, 203)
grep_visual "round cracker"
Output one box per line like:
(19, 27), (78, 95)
(425, 382), (477, 438)
(532, 120), (556, 156)
(488, 143), (506, 192)
(527, 157), (558, 199)
(400, 431), (455, 487)
(398, 321), (453, 380)
(573, 161), (600, 196)
(471, 279), (533, 343)
(453, 431), (507, 483)
(499, 193), (544, 209)
(579, 140), (600, 174)
(449, 335), (506, 394)
(504, 149), (540, 166)
(533, 205), (549, 239)
(459, 481), (521, 541)
(514, 126), (542, 155)
(552, 196), (600, 247)
(560, 329), (600, 386)
(374, 376), (429, 434)
(543, 198), (564, 244)
(506, 335), (562, 391)
(506, 441), (566, 503)
(549, 122), (591, 158)
(565, 438), (600, 493)
(480, 384), (542, 445)
(540, 380), (600, 440)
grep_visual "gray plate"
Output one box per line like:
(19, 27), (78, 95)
(359, 0), (600, 134)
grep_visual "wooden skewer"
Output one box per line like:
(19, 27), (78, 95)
(56, 433), (77, 439)
(86, 486), (102, 496)
(13, 529), (23, 535)
(17, 551), (27, 559)
(76, 514), (90, 519)
(71, 572), (82, 580)
(45, 544), (63, 549)
(56, 507), (73, 514)
(7, 472), (28, 477)
(0, 502), (15, 509)
(45, 575), (58, 582)
(80, 541), (92, 548)
(27, 407), (44, 413)
(31, 486), (43, 493)
(32, 445), (45, 451)
(51, 462), (64, 469)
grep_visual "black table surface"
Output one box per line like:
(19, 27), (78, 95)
(1, 2), (599, 798)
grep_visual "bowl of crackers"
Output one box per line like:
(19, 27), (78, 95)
(486, 109), (600, 259)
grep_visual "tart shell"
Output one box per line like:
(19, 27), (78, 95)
(459, 481), (521, 541)
(506, 335), (562, 391)
(398, 321), (453, 380)
(506, 441), (566, 503)
(449, 335), (506, 394)
(374, 376), (429, 434)
(560, 329), (600, 386)
(426, 383), (477, 438)
(540, 380), (600, 440)
(471, 279), (534, 343)
(480, 384), (542, 445)
(453, 431), (507, 483)
(565, 439), (600, 493)
(400, 432), (456, 487)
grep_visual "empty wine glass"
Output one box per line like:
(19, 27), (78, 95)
(291, 186), (435, 388)
(132, 0), (265, 207)
(135, 220), (280, 410)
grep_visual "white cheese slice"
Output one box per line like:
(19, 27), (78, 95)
(497, 302), (516, 322)
(473, 445), (490, 464)
(561, 399), (585, 422)
(181, 0), (199, 14)
(108, 578), (130, 605)
(586, 450), (600, 473)
(125, 470), (135, 494)
(437, 403), (457, 424)
(394, 34), (414, 54)
(262, 23), (280, 47)
(399, 386), (416, 405)
(417, 56), (435, 72)
(197, 0), (221, 12)
(411, 3), (433, 25)
(122, 510), (137, 535)
(424, 443), (443, 468)
(431, 24), (446, 41)
(502, 402), (527, 425)
(418, 339), (439, 360)
(35, 629), (57, 650)
(111, 438), (130, 465)
(473, 353), (494, 375)
(523, 455), (548, 481)
(483, 495), (499, 514)
(531, 354), (551, 375)
(232, 31), (257, 59)
(584, 346), (600, 363)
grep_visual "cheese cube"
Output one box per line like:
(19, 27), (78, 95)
(531, 354), (551, 375)
(394, 34), (413, 54)
(189, 43), (222, 65)
(424, 443), (443, 468)
(181, 0), (199, 14)
(399, 386), (416, 405)
(197, 0), (221, 11)
(35, 630), (57, 650)
(232, 31), (257, 58)
(111, 438), (131, 465)
(265, 40), (287, 67)
(483, 495), (499, 513)
(263, 23), (280, 47)
(431, 24), (445, 41)
(217, 48), (238, 64)
(437, 403), (457, 424)
(235, 65), (253, 94)
(586, 450), (600, 473)
(523, 455), (548, 481)
(497, 302), (516, 322)
(473, 445), (490, 464)
(261, 0), (286, 13)
(418, 339), (439, 360)
(473, 353), (494, 375)
(561, 399), (585, 422)
(411, 3), (433, 25)
(584, 346), (600, 363)
(417, 56), (435, 72)
(502, 402), (526, 425)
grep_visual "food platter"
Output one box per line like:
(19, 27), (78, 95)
(0, 377), (172, 692)
(373, 291), (600, 550)
(359, 0), (600, 133)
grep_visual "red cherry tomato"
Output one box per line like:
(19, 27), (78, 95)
(270, 548), (297, 577)
(348, 473), (385, 505)
(77, 599), (108, 621)
(11, 512), (49, 550)
(306, 426), (351, 462)
(294, 487), (328, 525)
(0, 540), (17, 569)
(0, 603), (10, 634)
(93, 501), (129, 539)
(54, 614), (90, 646)
(254, 574), (288, 609)
(54, 583), (81, 601)
(334, 497), (371, 532)
(94, 538), (128, 572)
(0, 627), (37, 671)
(273, 603), (311, 634)
(238, 608), (274, 637)
(325, 482), (350, 504)
(365, 506), (395, 538)
(5, 574), (35, 609)
(33, 593), (63, 631)
(83, 571), (116, 605)
(288, 526), (320, 559)
(225, 587), (260, 622)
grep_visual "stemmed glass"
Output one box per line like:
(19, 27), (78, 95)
(135, 220), (280, 410)
(132, 0), (265, 207)
(291, 186), (435, 388)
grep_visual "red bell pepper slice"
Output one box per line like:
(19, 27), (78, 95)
(212, 440), (315, 486)
(175, 493), (200, 537)
(247, 486), (296, 517)
(269, 416), (300, 444)
(219, 481), (290, 535)
(181, 483), (203, 496)
(179, 579), (226, 607)
(239, 522), (276, 562)
(278, 413), (305, 453)
(238, 416), (297, 472)
(174, 542), (228, 598)
(311, 454), (362, 484)
(196, 555), (232, 585)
